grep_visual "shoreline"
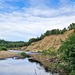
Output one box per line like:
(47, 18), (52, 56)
(0, 51), (22, 59)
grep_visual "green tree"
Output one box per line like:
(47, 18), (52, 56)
(68, 23), (75, 30)
(40, 34), (45, 40)
(44, 30), (51, 36)
(61, 28), (67, 34)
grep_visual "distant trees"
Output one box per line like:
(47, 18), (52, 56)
(40, 34), (45, 39)
(27, 34), (45, 45)
(44, 28), (67, 36)
(44, 30), (51, 36)
(0, 23), (75, 48)
(24, 23), (75, 46)
(0, 40), (25, 48)
(28, 38), (36, 45)
(68, 23), (75, 30)
(61, 28), (67, 34)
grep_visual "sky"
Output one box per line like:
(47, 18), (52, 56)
(0, 0), (75, 41)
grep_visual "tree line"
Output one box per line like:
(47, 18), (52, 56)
(27, 23), (75, 45)
(0, 40), (26, 48)
(0, 23), (75, 48)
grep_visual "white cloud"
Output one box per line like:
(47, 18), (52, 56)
(0, 10), (75, 41)
(28, 0), (50, 9)
(0, 0), (75, 41)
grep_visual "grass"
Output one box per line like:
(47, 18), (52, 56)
(38, 49), (58, 56)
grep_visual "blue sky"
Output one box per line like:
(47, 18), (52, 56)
(0, 0), (75, 41)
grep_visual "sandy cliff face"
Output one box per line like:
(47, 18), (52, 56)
(21, 30), (74, 52)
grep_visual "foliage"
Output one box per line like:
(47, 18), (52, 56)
(26, 23), (74, 45)
(68, 23), (75, 30)
(0, 23), (75, 49)
(44, 28), (67, 36)
(27, 34), (45, 45)
(40, 49), (57, 56)
(20, 52), (26, 56)
(0, 46), (7, 51)
(27, 27), (67, 45)
(0, 40), (26, 48)
(38, 51), (42, 53)
(70, 70), (75, 75)
(61, 28), (67, 34)
(59, 32), (75, 74)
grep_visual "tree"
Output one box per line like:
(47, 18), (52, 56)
(56, 29), (61, 34)
(40, 34), (45, 40)
(51, 29), (56, 34)
(44, 30), (51, 36)
(61, 28), (67, 34)
(68, 23), (75, 30)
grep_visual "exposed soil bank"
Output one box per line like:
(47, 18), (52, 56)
(21, 30), (74, 52)
(0, 51), (22, 59)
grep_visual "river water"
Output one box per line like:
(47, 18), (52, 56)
(0, 50), (59, 75)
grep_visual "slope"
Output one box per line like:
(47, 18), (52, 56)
(21, 29), (74, 52)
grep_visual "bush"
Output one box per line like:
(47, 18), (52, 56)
(0, 47), (7, 51)
(38, 51), (42, 53)
(50, 51), (56, 56)
(1, 47), (7, 51)
(59, 32), (75, 74)
(21, 52), (26, 56)
(70, 70), (75, 75)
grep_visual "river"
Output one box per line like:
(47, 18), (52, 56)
(0, 50), (59, 75)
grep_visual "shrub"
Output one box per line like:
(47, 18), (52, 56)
(70, 70), (75, 75)
(59, 32), (75, 74)
(38, 51), (42, 53)
(50, 51), (56, 56)
(27, 50), (30, 51)
(0, 47), (7, 51)
(21, 52), (26, 56)
(2, 47), (7, 51)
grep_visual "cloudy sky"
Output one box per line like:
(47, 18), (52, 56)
(0, 0), (75, 41)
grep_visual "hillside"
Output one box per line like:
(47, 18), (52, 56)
(21, 29), (74, 52)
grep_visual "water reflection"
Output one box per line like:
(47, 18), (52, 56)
(8, 50), (43, 54)
(0, 57), (59, 75)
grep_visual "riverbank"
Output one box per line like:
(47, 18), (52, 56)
(29, 54), (67, 74)
(0, 51), (22, 59)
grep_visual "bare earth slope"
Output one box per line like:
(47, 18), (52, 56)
(21, 30), (74, 52)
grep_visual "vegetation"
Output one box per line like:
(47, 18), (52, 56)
(20, 52), (27, 56)
(38, 28), (75, 74)
(0, 47), (7, 51)
(68, 23), (75, 30)
(27, 28), (67, 45)
(38, 49), (57, 56)
(0, 23), (75, 49)
(0, 23), (75, 74)
(0, 40), (26, 48)
(59, 32), (75, 74)
(26, 23), (75, 45)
